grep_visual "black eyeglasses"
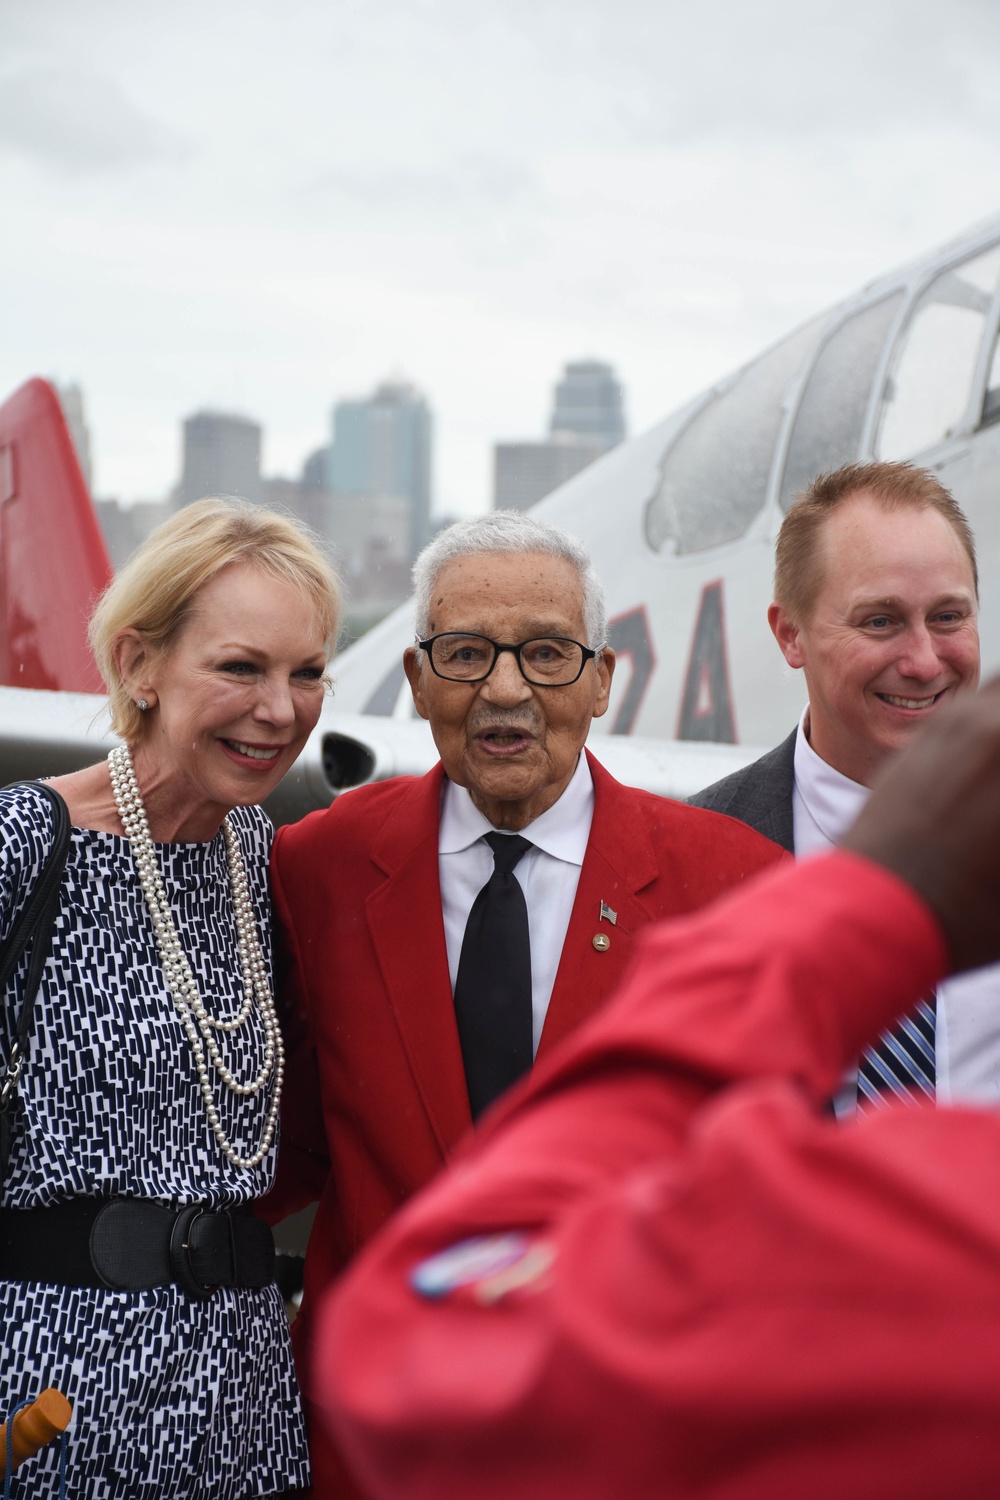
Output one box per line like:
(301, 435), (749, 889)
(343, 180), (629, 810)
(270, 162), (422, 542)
(417, 632), (602, 686)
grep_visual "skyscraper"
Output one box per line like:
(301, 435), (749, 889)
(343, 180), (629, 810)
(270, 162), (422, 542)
(326, 380), (432, 561)
(550, 360), (626, 447)
(494, 360), (627, 511)
(493, 435), (609, 513)
(179, 410), (262, 508)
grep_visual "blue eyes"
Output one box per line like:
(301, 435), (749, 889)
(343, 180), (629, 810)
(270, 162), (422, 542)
(862, 612), (965, 631)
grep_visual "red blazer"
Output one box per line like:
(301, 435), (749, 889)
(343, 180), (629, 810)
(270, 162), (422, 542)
(318, 856), (980, 1500)
(267, 751), (784, 1493)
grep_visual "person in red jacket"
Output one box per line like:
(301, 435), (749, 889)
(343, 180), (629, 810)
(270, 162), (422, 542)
(316, 674), (1000, 1500)
(265, 510), (784, 1493)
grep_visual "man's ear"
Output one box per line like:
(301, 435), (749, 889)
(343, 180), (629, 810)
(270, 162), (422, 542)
(591, 646), (616, 720)
(768, 603), (806, 670)
(114, 630), (158, 709)
(403, 646), (430, 722)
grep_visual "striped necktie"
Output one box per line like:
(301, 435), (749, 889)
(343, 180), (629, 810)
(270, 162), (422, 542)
(857, 996), (936, 1112)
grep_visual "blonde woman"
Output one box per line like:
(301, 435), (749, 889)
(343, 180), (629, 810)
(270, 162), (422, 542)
(0, 499), (340, 1498)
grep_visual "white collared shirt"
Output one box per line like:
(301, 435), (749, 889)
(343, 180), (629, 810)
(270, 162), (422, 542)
(791, 711), (869, 860)
(439, 752), (594, 1057)
(792, 710), (1000, 1108)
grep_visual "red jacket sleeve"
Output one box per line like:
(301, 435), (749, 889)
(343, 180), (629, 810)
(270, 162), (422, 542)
(313, 853), (1000, 1500)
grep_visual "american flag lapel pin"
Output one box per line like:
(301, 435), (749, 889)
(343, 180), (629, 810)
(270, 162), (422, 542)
(599, 901), (617, 926)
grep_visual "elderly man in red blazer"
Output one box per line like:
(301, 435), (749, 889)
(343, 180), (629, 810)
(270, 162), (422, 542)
(267, 509), (784, 1495)
(319, 675), (1000, 1500)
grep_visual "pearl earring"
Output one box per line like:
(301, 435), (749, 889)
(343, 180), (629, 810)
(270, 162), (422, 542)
(137, 699), (149, 712)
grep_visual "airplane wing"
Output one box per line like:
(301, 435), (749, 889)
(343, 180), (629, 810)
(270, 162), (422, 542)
(0, 684), (769, 820)
(297, 710), (770, 807)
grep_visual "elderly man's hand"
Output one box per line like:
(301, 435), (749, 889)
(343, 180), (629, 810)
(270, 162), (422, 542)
(842, 675), (1000, 974)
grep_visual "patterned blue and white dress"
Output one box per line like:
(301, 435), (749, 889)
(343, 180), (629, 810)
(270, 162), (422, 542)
(0, 783), (310, 1499)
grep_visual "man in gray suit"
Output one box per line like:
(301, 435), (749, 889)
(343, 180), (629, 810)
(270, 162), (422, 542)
(692, 461), (979, 848)
(691, 460), (991, 1108)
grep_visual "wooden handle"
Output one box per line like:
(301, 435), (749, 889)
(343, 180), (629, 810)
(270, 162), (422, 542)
(0, 1388), (72, 1475)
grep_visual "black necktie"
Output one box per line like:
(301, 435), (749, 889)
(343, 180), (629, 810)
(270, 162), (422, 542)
(857, 995), (936, 1112)
(454, 832), (533, 1120)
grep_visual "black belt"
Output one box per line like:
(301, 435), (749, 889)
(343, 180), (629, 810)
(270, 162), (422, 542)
(0, 1198), (276, 1300)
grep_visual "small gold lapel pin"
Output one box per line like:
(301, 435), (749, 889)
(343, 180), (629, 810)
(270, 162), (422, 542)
(592, 933), (611, 952)
(599, 901), (618, 926)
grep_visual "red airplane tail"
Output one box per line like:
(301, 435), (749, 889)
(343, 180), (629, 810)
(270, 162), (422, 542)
(0, 379), (113, 692)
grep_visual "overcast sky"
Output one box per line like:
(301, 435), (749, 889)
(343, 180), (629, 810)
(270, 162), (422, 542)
(3, 0), (999, 515)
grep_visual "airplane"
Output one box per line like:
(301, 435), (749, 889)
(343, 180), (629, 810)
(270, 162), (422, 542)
(327, 210), (1000, 751)
(4, 209), (1000, 812)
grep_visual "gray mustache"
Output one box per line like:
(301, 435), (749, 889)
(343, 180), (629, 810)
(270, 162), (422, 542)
(469, 709), (541, 736)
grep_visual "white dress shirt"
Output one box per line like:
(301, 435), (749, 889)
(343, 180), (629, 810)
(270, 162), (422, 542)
(792, 710), (1000, 1108)
(439, 752), (594, 1058)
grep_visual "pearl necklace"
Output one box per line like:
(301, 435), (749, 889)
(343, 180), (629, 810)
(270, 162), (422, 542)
(108, 743), (283, 1170)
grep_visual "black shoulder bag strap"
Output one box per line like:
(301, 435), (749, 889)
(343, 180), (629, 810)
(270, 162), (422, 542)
(0, 782), (72, 1183)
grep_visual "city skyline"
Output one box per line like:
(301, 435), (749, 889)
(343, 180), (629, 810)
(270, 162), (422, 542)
(5, 1), (1000, 517)
(66, 360), (627, 514)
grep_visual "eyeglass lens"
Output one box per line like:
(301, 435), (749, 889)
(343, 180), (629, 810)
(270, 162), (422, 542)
(429, 633), (585, 683)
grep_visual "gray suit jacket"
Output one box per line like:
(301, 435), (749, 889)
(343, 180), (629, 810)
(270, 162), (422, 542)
(687, 728), (797, 855)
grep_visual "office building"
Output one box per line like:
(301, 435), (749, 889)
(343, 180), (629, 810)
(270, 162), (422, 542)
(94, 499), (172, 569)
(259, 475), (333, 546)
(326, 380), (432, 561)
(494, 360), (627, 511)
(494, 435), (609, 513)
(551, 360), (626, 447)
(301, 446), (329, 492)
(179, 410), (262, 508)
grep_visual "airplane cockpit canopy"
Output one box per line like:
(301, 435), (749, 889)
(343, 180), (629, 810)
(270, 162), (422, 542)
(645, 230), (1000, 555)
(778, 293), (904, 510)
(643, 316), (824, 556)
(876, 245), (1000, 460)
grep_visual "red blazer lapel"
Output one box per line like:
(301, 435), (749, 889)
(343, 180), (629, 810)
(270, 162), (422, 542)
(366, 764), (473, 1153)
(539, 752), (659, 1057)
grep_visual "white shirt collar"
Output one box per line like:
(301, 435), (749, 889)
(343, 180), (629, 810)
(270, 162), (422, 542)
(439, 751), (594, 866)
(793, 708), (869, 847)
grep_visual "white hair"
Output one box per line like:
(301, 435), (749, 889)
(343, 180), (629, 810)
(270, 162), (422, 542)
(412, 511), (607, 649)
